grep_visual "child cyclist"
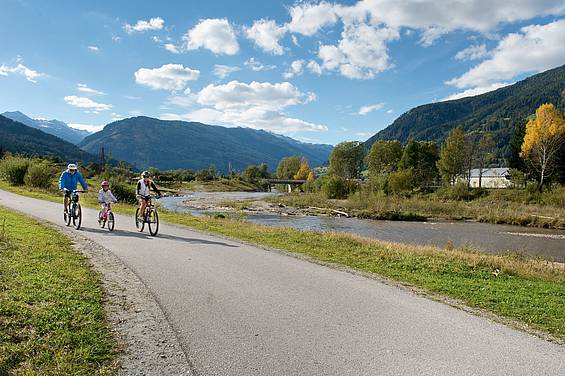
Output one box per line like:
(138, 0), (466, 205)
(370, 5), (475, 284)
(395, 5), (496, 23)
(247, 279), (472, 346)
(98, 181), (117, 224)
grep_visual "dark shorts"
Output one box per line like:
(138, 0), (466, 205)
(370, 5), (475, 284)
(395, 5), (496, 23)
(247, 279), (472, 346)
(138, 195), (151, 202)
(64, 190), (72, 198)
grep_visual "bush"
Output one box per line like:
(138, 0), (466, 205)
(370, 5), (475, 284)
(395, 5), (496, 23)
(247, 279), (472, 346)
(386, 169), (416, 195)
(109, 179), (137, 204)
(0, 156), (30, 185)
(24, 161), (55, 188)
(436, 182), (486, 201)
(321, 175), (357, 199)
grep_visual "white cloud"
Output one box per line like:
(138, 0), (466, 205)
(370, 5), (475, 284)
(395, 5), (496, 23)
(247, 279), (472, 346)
(124, 95), (141, 100)
(307, 60), (323, 75)
(245, 19), (287, 55)
(0, 63), (45, 83)
(68, 123), (104, 133)
(357, 102), (384, 115)
(244, 57), (276, 72)
(88, 46), (100, 52)
(442, 82), (511, 101)
(112, 36), (121, 42)
(447, 19), (565, 89)
(213, 64), (241, 79)
(134, 63), (200, 91)
(125, 17), (164, 33)
(318, 23), (399, 79)
(162, 107), (327, 133)
(386, 109), (393, 114)
(162, 80), (326, 133)
(164, 43), (180, 54)
(283, 60), (305, 79)
(197, 80), (310, 110)
(287, 1), (338, 36)
(77, 83), (106, 96)
(455, 44), (489, 61)
(335, 0), (565, 44)
(183, 18), (239, 55)
(64, 96), (112, 112)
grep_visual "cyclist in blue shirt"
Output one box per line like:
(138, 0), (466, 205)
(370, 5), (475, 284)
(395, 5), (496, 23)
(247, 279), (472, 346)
(59, 163), (88, 213)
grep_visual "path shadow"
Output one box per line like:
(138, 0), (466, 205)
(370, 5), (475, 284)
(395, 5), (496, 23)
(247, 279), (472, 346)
(80, 226), (238, 247)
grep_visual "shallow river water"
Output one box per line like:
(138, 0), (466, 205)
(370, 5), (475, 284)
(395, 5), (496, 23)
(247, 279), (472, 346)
(159, 194), (565, 262)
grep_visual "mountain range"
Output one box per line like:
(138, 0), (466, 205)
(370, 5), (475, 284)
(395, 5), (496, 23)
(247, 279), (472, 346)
(364, 64), (565, 158)
(0, 114), (95, 163)
(79, 117), (333, 172)
(2, 111), (91, 144)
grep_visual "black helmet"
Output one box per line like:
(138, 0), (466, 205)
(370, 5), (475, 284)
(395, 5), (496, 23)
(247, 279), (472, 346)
(141, 171), (150, 178)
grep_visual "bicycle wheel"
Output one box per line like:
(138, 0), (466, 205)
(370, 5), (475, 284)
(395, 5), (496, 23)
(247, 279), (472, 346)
(64, 205), (72, 226)
(135, 208), (145, 232)
(98, 211), (106, 228)
(73, 204), (82, 230)
(107, 212), (115, 231)
(148, 209), (159, 236)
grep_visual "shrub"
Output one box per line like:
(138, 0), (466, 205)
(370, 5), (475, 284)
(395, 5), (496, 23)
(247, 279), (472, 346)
(24, 161), (54, 188)
(0, 156), (30, 185)
(386, 169), (416, 195)
(322, 175), (349, 199)
(109, 179), (137, 204)
(436, 182), (480, 201)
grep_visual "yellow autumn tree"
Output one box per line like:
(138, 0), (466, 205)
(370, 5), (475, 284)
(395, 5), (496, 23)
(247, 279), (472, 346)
(520, 103), (565, 188)
(293, 159), (311, 180)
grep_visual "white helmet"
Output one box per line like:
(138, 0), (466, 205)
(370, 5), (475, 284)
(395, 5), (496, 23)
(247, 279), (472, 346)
(67, 163), (78, 170)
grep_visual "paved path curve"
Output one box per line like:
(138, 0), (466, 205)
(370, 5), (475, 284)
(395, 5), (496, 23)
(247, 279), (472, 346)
(1, 190), (564, 376)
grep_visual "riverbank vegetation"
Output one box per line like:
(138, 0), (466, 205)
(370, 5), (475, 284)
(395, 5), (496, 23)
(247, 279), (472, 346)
(0, 207), (117, 374)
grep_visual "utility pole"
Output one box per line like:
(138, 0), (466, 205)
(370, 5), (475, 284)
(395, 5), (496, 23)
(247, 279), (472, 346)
(99, 147), (106, 173)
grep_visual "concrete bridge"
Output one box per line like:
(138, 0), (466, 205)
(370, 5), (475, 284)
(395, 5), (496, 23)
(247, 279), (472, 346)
(266, 179), (306, 192)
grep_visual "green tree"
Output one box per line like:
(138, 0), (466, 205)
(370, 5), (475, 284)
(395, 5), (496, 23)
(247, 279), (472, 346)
(328, 141), (364, 179)
(437, 127), (466, 185)
(398, 140), (439, 185)
(276, 156), (302, 179)
(366, 140), (402, 176)
(509, 119), (527, 171)
(476, 133), (496, 188)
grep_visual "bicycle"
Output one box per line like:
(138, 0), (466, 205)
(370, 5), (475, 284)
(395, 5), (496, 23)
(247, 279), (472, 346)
(135, 195), (159, 236)
(98, 202), (116, 231)
(64, 190), (86, 230)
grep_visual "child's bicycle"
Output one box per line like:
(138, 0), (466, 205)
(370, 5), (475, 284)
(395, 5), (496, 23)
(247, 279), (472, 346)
(98, 202), (116, 231)
(64, 190), (86, 230)
(135, 195), (159, 236)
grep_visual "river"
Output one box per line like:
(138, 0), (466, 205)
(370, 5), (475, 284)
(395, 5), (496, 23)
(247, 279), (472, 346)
(158, 193), (565, 262)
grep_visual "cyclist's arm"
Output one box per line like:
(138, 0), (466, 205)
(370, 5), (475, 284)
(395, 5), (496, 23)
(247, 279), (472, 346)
(77, 172), (88, 191)
(150, 181), (162, 196)
(136, 181), (142, 196)
(110, 191), (118, 202)
(97, 190), (104, 203)
(58, 172), (65, 191)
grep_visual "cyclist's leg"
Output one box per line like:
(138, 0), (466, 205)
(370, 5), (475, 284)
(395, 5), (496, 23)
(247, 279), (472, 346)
(64, 191), (70, 212)
(138, 196), (146, 218)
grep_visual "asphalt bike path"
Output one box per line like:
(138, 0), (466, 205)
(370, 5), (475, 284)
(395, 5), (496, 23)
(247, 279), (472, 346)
(1, 189), (563, 376)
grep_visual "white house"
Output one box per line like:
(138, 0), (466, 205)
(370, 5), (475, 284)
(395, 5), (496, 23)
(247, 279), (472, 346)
(466, 167), (513, 188)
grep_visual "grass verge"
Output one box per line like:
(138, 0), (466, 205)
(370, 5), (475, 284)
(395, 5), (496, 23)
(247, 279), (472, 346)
(0, 206), (117, 375)
(1, 180), (564, 341)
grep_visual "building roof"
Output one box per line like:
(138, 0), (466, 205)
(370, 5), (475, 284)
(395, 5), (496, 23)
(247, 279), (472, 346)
(469, 167), (510, 178)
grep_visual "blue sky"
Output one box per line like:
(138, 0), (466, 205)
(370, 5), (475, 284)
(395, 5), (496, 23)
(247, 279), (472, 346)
(1, 0), (564, 145)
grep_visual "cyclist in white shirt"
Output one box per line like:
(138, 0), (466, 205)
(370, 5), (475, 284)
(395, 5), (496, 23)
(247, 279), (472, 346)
(136, 171), (161, 220)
